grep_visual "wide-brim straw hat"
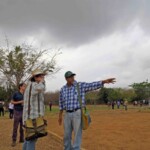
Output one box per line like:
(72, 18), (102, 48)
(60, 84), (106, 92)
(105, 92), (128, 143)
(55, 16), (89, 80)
(32, 69), (47, 76)
(30, 69), (47, 80)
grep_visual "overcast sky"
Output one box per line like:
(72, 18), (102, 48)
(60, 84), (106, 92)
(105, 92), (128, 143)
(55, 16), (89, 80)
(0, 0), (150, 91)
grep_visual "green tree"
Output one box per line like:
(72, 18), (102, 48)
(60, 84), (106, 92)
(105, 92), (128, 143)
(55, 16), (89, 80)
(98, 88), (136, 103)
(0, 86), (8, 100)
(86, 91), (99, 104)
(0, 43), (61, 89)
(98, 88), (121, 103)
(121, 89), (136, 102)
(130, 80), (150, 100)
(98, 88), (109, 104)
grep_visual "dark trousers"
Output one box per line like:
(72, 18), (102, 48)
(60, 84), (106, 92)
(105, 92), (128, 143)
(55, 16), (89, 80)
(9, 109), (14, 119)
(12, 110), (24, 142)
(112, 105), (115, 109)
(49, 105), (52, 111)
(0, 108), (4, 116)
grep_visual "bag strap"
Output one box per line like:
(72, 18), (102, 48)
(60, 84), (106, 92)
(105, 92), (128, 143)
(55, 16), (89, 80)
(37, 93), (40, 116)
(77, 83), (87, 112)
(76, 83), (82, 107)
(28, 83), (32, 119)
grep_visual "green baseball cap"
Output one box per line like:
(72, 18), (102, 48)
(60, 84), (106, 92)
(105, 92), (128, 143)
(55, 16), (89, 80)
(65, 71), (76, 78)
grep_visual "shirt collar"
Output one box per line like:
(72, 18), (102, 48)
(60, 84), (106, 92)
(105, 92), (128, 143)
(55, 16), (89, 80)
(65, 80), (77, 87)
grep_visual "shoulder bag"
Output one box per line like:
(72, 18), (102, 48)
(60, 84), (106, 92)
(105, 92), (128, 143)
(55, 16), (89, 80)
(77, 83), (91, 130)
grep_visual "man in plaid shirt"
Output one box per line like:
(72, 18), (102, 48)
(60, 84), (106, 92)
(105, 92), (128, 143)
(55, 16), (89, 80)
(58, 71), (116, 150)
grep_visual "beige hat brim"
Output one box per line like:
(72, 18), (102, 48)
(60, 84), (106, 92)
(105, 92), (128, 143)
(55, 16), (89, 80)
(30, 69), (47, 80)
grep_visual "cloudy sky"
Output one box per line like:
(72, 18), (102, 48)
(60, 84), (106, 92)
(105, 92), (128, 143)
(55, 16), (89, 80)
(0, 0), (150, 91)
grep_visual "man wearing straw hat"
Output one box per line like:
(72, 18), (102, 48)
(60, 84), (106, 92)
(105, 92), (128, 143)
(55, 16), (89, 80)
(58, 71), (116, 150)
(23, 69), (46, 150)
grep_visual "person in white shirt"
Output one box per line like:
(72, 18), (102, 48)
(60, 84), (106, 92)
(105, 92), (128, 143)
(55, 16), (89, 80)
(9, 102), (14, 119)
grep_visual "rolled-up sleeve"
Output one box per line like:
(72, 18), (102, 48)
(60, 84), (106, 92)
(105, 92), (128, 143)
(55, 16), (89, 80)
(81, 81), (103, 92)
(59, 89), (64, 110)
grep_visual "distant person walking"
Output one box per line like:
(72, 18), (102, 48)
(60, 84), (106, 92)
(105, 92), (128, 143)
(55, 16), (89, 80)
(117, 100), (121, 109)
(11, 83), (26, 147)
(0, 100), (4, 117)
(140, 101), (143, 107)
(133, 101), (138, 106)
(58, 71), (116, 150)
(49, 101), (53, 111)
(124, 100), (128, 111)
(9, 102), (14, 119)
(112, 101), (115, 110)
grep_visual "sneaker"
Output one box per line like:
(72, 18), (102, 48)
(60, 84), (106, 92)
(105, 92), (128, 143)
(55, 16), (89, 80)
(11, 141), (16, 147)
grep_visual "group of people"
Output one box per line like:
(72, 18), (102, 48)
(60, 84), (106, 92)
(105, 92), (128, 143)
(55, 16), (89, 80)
(108, 99), (128, 110)
(3, 69), (115, 150)
(133, 100), (150, 106)
(0, 100), (14, 118)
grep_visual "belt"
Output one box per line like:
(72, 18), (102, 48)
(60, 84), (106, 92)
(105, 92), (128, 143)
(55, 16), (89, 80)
(66, 108), (81, 113)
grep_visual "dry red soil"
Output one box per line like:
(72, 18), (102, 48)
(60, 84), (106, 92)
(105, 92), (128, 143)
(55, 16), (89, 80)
(0, 107), (150, 150)
(47, 108), (150, 150)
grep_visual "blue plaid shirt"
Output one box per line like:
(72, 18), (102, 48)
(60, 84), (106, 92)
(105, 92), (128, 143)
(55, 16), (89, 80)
(59, 81), (103, 111)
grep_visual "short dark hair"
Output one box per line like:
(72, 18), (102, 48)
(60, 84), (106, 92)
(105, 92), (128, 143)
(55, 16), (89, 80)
(18, 83), (25, 90)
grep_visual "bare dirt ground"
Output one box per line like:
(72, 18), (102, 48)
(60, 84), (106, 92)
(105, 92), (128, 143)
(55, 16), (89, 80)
(0, 117), (63, 150)
(0, 106), (150, 150)
(47, 106), (150, 150)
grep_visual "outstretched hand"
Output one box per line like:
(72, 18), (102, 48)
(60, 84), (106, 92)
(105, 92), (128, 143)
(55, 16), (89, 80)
(102, 78), (116, 84)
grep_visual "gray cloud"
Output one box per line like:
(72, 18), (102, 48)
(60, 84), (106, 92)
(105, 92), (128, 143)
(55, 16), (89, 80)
(47, 27), (150, 91)
(0, 0), (148, 47)
(0, 0), (150, 91)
